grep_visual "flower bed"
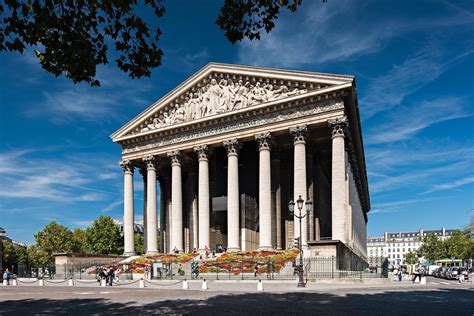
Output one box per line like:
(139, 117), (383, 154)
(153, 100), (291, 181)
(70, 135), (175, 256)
(198, 250), (298, 274)
(128, 253), (196, 273)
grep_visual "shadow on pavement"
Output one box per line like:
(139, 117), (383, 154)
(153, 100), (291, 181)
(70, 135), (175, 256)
(0, 288), (473, 315)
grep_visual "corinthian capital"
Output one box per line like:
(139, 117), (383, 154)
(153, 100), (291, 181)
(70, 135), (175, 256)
(289, 124), (308, 145)
(119, 159), (134, 174)
(143, 155), (157, 170)
(328, 116), (348, 138)
(167, 150), (181, 166)
(194, 144), (209, 161)
(255, 132), (272, 151)
(223, 138), (241, 157)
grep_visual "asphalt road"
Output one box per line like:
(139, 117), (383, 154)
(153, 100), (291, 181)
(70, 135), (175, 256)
(0, 278), (472, 315)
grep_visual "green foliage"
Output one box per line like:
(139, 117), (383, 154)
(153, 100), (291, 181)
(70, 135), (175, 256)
(71, 228), (88, 253)
(216, 0), (304, 43)
(1, 0), (165, 86)
(27, 245), (50, 267)
(416, 230), (473, 262)
(444, 230), (472, 260)
(134, 233), (144, 255)
(1, 240), (27, 272)
(0, 1), (315, 86)
(85, 215), (123, 255)
(404, 250), (418, 265)
(34, 221), (74, 265)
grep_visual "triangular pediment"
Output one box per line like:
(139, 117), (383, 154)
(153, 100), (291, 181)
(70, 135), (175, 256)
(111, 63), (353, 141)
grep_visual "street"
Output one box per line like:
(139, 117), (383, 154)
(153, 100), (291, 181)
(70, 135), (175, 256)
(0, 277), (472, 315)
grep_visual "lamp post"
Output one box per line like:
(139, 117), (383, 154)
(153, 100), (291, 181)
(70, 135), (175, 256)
(289, 195), (313, 288)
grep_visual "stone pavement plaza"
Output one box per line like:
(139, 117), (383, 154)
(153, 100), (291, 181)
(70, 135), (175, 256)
(0, 278), (472, 315)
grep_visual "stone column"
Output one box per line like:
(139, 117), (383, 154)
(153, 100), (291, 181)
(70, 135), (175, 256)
(329, 116), (348, 244)
(224, 138), (241, 252)
(307, 151), (314, 242)
(256, 132), (272, 250)
(195, 145), (210, 252)
(164, 174), (172, 253)
(143, 156), (158, 254)
(290, 125), (308, 247)
(168, 150), (183, 252)
(139, 167), (148, 253)
(271, 154), (282, 249)
(159, 178), (165, 253)
(120, 160), (135, 256)
(187, 164), (198, 252)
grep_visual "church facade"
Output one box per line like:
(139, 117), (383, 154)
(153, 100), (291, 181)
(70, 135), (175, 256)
(111, 63), (370, 263)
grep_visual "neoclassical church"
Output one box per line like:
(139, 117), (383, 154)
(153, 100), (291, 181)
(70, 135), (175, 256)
(111, 63), (370, 263)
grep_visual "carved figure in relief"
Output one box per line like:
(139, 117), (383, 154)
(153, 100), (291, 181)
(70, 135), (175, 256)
(174, 103), (185, 123)
(217, 79), (232, 113)
(207, 79), (221, 115)
(138, 76), (310, 133)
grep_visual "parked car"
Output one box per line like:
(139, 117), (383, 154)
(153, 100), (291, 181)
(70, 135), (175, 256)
(438, 267), (449, 279)
(446, 267), (460, 280)
(434, 267), (447, 278)
(459, 267), (470, 281)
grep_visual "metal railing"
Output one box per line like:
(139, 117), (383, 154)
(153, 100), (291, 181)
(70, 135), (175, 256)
(17, 256), (387, 281)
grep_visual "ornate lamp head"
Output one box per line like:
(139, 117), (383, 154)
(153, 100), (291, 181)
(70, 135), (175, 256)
(297, 195), (304, 210)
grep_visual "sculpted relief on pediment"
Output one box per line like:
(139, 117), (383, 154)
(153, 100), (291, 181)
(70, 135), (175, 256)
(135, 75), (320, 135)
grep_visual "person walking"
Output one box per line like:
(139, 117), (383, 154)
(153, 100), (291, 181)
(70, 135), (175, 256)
(412, 267), (422, 283)
(254, 263), (259, 278)
(3, 268), (11, 285)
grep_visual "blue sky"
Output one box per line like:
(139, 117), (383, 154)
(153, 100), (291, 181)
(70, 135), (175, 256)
(1, 0), (473, 244)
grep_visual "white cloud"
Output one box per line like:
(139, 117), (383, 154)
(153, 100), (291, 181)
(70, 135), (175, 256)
(236, 0), (474, 68)
(0, 148), (118, 203)
(368, 160), (471, 194)
(366, 97), (470, 144)
(422, 176), (474, 195)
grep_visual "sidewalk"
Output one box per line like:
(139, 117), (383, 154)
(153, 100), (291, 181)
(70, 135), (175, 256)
(9, 277), (469, 293)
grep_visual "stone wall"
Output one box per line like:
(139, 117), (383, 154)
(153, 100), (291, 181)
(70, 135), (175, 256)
(54, 253), (123, 266)
(347, 159), (367, 259)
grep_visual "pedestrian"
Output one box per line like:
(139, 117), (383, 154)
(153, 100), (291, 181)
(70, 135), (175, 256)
(3, 268), (11, 285)
(205, 245), (210, 259)
(266, 260), (271, 280)
(254, 263), (259, 277)
(412, 267), (422, 283)
(398, 269), (402, 282)
(107, 267), (115, 286)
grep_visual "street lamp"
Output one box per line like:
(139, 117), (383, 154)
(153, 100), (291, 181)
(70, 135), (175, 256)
(289, 195), (312, 287)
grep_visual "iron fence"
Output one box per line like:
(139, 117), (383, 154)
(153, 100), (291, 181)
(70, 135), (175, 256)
(16, 256), (387, 281)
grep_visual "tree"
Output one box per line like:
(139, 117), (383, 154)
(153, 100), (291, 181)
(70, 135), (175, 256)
(416, 233), (445, 262)
(71, 228), (88, 253)
(1, 240), (27, 273)
(1, 240), (17, 271)
(0, 1), (319, 86)
(404, 251), (418, 265)
(444, 229), (473, 260)
(134, 233), (144, 255)
(34, 221), (74, 265)
(85, 215), (123, 255)
(27, 244), (50, 267)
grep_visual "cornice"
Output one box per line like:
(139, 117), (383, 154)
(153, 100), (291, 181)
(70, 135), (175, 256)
(110, 63), (353, 141)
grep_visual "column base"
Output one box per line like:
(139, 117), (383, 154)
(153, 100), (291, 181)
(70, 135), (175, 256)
(123, 251), (136, 257)
(145, 250), (159, 256)
(258, 246), (273, 251)
(226, 247), (241, 253)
